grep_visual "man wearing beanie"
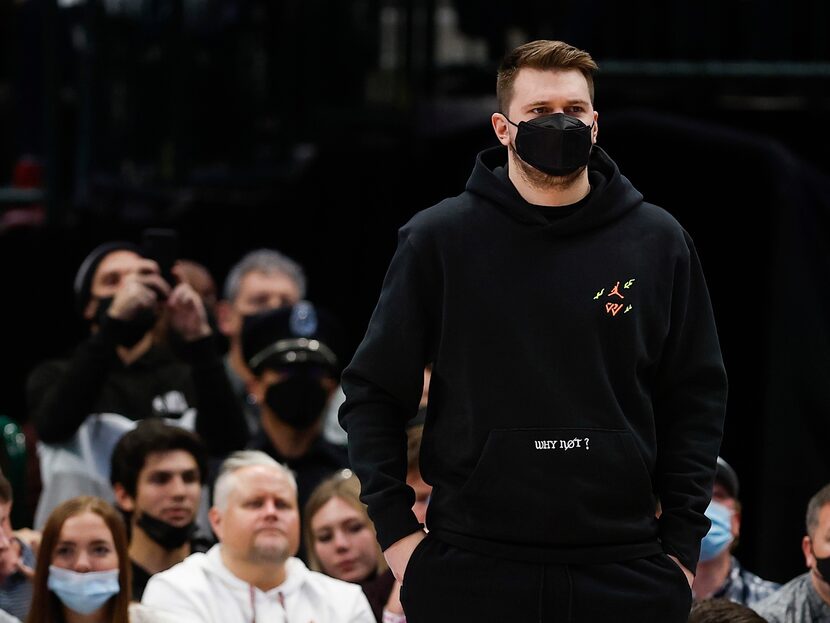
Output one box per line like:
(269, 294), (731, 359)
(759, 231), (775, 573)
(26, 240), (247, 528)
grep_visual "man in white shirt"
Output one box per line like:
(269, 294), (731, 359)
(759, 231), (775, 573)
(142, 450), (374, 622)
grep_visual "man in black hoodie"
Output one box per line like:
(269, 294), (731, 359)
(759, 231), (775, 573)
(339, 39), (728, 622)
(27, 240), (247, 528)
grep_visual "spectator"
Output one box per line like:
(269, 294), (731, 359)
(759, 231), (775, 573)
(240, 302), (349, 522)
(692, 457), (779, 606)
(26, 240), (247, 528)
(174, 260), (219, 317)
(0, 474), (33, 621)
(158, 259), (221, 350)
(141, 450), (374, 622)
(754, 483), (830, 622)
(110, 420), (213, 601)
(688, 598), (768, 622)
(216, 249), (306, 436)
(304, 469), (398, 622)
(25, 495), (176, 623)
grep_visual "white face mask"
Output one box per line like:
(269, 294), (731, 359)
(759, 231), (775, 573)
(47, 565), (120, 614)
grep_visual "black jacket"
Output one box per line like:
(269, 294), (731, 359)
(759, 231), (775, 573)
(339, 145), (727, 573)
(27, 317), (247, 456)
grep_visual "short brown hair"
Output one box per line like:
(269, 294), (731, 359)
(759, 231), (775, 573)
(496, 40), (598, 113)
(806, 482), (830, 538)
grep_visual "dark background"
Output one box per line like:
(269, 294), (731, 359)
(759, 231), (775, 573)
(2, 0), (829, 585)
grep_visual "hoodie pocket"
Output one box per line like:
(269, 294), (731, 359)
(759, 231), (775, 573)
(458, 427), (656, 546)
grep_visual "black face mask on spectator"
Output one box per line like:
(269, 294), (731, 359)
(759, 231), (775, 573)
(812, 542), (830, 582)
(137, 512), (197, 550)
(93, 296), (157, 347)
(505, 112), (593, 176)
(263, 365), (330, 431)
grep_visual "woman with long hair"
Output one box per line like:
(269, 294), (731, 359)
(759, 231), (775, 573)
(26, 496), (173, 623)
(304, 470), (405, 623)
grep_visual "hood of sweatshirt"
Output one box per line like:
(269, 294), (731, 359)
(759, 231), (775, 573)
(465, 145), (644, 236)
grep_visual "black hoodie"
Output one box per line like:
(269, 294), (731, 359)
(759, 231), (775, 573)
(339, 145), (727, 573)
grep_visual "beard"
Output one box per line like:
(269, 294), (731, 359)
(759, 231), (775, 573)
(509, 142), (586, 191)
(247, 532), (293, 565)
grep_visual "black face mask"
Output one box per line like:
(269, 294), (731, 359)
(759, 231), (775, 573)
(92, 296), (157, 347)
(94, 296), (115, 327)
(811, 542), (830, 583)
(264, 367), (330, 431)
(137, 512), (196, 550)
(506, 112), (593, 176)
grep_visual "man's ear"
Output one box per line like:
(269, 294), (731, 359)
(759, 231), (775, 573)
(113, 483), (136, 514)
(803, 535), (816, 569)
(491, 113), (512, 147)
(731, 508), (741, 538)
(208, 507), (222, 541)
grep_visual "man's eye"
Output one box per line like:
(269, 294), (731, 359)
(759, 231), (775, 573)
(182, 471), (200, 484)
(251, 296), (270, 309)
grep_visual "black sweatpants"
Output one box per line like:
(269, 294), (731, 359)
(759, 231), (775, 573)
(400, 535), (692, 623)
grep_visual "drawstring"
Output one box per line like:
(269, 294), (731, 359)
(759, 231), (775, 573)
(278, 592), (288, 623)
(537, 565), (545, 623)
(250, 586), (289, 623)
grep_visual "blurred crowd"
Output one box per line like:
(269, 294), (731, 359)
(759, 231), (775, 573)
(0, 236), (827, 623)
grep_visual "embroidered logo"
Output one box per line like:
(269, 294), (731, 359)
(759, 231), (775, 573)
(595, 278), (636, 317)
(534, 436), (591, 451)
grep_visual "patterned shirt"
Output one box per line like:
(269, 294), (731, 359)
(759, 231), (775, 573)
(713, 556), (781, 607)
(753, 572), (830, 623)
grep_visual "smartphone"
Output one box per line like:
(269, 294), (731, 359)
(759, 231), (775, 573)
(141, 228), (179, 288)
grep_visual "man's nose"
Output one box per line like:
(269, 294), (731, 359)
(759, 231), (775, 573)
(0, 527), (10, 549)
(169, 476), (188, 497)
(262, 499), (280, 516)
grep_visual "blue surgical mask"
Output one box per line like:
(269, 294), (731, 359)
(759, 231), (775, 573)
(699, 500), (733, 562)
(47, 565), (120, 615)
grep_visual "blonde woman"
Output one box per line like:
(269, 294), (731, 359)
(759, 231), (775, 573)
(305, 470), (405, 623)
